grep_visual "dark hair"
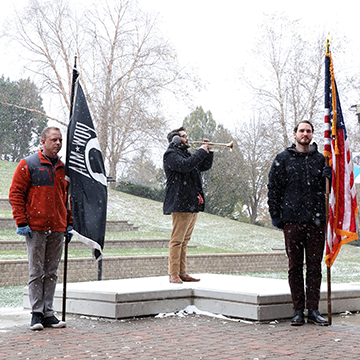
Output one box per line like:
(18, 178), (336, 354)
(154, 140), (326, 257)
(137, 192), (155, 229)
(293, 120), (314, 133)
(167, 126), (186, 143)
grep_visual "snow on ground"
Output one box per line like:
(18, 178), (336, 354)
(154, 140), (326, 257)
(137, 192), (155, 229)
(156, 305), (254, 324)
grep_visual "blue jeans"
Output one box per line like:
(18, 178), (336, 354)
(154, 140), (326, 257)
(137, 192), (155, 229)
(26, 231), (64, 317)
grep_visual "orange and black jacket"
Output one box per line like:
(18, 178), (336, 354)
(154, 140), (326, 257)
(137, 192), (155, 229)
(9, 150), (70, 232)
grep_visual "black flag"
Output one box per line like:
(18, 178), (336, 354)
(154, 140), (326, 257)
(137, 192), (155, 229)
(66, 70), (107, 260)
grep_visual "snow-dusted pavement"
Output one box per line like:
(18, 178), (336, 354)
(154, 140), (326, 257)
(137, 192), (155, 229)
(1, 308), (360, 359)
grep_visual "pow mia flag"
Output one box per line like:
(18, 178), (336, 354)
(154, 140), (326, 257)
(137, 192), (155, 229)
(66, 71), (107, 260)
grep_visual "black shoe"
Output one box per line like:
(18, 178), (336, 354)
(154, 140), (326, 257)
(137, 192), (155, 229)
(291, 309), (305, 326)
(307, 309), (329, 326)
(30, 312), (44, 331)
(43, 315), (66, 328)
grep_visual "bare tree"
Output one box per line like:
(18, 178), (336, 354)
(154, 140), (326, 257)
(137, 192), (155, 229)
(239, 15), (326, 223)
(120, 145), (160, 188)
(235, 116), (281, 225)
(246, 14), (325, 148)
(4, 0), (196, 182)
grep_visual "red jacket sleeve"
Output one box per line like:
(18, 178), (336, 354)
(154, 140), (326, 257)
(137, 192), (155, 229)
(9, 160), (32, 226)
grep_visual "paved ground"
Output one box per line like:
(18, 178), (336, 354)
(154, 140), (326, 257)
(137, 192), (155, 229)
(1, 311), (360, 359)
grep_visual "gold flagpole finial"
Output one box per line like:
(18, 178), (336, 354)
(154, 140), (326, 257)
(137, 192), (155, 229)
(326, 33), (332, 53)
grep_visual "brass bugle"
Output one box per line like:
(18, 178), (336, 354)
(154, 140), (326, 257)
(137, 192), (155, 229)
(191, 140), (233, 152)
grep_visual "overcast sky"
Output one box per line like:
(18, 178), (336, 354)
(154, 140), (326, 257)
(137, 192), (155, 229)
(139, 0), (360, 129)
(1, 0), (359, 132)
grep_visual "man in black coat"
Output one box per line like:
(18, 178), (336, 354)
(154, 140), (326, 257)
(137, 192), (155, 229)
(268, 120), (332, 326)
(163, 126), (213, 284)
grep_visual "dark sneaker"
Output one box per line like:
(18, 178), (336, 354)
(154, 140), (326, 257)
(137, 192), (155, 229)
(43, 315), (66, 328)
(307, 309), (329, 326)
(290, 309), (305, 326)
(30, 312), (44, 331)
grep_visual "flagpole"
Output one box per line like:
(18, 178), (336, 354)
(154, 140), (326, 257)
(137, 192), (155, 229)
(326, 173), (332, 325)
(325, 36), (332, 325)
(62, 56), (78, 322)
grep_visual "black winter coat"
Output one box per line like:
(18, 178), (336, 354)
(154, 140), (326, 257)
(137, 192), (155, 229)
(267, 143), (326, 226)
(163, 143), (213, 214)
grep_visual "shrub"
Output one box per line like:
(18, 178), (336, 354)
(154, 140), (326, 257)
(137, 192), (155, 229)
(116, 181), (165, 202)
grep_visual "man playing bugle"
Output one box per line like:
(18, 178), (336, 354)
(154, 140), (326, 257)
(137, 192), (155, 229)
(163, 126), (213, 284)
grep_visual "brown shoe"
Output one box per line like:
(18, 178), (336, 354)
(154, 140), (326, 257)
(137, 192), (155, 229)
(179, 273), (200, 282)
(169, 274), (183, 284)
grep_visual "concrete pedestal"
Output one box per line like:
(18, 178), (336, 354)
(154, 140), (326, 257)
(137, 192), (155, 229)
(23, 274), (360, 321)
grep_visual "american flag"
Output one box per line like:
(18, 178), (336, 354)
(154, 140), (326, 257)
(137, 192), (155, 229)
(324, 51), (358, 267)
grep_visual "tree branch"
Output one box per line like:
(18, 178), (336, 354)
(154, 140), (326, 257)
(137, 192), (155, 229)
(0, 93), (67, 126)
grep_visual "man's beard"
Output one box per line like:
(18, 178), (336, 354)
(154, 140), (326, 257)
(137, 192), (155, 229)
(297, 137), (311, 145)
(179, 143), (190, 150)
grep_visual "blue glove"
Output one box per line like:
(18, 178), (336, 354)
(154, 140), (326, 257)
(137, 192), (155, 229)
(66, 225), (73, 243)
(16, 225), (32, 238)
(271, 218), (284, 230)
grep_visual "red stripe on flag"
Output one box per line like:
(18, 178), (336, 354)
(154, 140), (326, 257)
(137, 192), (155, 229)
(324, 52), (358, 267)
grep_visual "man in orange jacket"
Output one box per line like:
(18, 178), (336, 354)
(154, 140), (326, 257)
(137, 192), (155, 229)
(9, 127), (71, 331)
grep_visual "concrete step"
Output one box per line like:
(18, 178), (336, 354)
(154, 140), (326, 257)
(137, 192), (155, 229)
(1, 199), (138, 231)
(22, 274), (360, 322)
(0, 218), (138, 231)
(0, 199), (11, 210)
(0, 238), (173, 251)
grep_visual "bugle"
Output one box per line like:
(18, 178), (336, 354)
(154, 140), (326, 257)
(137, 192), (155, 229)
(191, 140), (234, 152)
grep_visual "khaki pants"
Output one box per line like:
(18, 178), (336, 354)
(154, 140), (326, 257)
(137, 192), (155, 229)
(168, 212), (198, 275)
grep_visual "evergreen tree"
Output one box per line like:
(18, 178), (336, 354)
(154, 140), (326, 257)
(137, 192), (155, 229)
(0, 76), (48, 161)
(183, 107), (248, 218)
(183, 106), (217, 141)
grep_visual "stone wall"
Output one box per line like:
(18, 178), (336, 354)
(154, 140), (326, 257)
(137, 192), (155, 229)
(0, 218), (15, 230)
(0, 199), (138, 231)
(0, 199), (11, 210)
(0, 239), (170, 251)
(0, 252), (287, 286)
(0, 218), (137, 231)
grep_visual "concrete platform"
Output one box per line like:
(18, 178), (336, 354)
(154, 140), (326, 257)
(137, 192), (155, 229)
(23, 274), (360, 321)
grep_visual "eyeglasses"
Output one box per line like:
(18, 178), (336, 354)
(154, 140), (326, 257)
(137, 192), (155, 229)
(180, 134), (188, 139)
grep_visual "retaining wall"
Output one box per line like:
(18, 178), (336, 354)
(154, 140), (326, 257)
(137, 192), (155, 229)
(0, 199), (11, 210)
(0, 252), (287, 286)
(0, 218), (138, 231)
(0, 239), (170, 251)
